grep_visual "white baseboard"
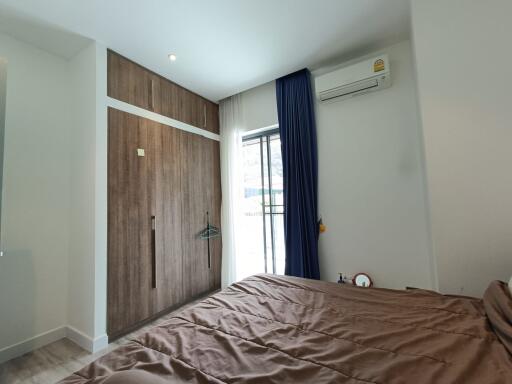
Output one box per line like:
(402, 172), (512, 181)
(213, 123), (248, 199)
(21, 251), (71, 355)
(65, 326), (108, 353)
(0, 326), (109, 364)
(0, 326), (67, 364)
(91, 333), (109, 353)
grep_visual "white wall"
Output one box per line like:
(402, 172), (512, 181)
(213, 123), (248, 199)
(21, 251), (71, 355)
(67, 42), (98, 340)
(0, 32), (72, 352)
(0, 59), (6, 225)
(93, 43), (108, 345)
(315, 40), (433, 289)
(67, 41), (108, 351)
(0, 32), (108, 361)
(411, 0), (512, 297)
(241, 80), (278, 131)
(235, 40), (433, 290)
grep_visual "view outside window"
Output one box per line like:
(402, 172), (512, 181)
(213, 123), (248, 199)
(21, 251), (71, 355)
(238, 130), (285, 279)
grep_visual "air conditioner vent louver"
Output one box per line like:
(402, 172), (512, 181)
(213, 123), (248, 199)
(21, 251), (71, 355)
(315, 55), (391, 103)
(319, 78), (379, 101)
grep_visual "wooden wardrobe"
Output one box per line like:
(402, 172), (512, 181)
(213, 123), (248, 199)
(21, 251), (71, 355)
(107, 51), (221, 339)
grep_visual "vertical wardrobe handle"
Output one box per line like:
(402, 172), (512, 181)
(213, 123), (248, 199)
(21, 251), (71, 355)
(151, 215), (156, 289)
(207, 236), (211, 270)
(203, 104), (207, 128)
(206, 211), (211, 270)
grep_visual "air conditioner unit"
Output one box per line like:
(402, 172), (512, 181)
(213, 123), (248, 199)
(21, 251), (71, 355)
(315, 54), (391, 102)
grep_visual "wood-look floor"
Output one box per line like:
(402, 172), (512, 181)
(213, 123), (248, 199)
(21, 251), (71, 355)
(0, 294), (212, 384)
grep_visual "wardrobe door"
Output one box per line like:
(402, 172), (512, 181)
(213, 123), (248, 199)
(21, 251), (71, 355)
(178, 88), (193, 128)
(177, 88), (203, 128)
(153, 122), (183, 312)
(108, 51), (155, 111)
(204, 139), (222, 290)
(157, 79), (180, 121)
(205, 101), (220, 134)
(181, 132), (211, 299)
(197, 97), (207, 130)
(107, 108), (156, 338)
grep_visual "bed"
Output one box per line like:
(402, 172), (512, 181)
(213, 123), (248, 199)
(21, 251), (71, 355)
(58, 274), (512, 383)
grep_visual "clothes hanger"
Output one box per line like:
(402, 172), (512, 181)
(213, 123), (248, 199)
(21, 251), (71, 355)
(198, 211), (221, 269)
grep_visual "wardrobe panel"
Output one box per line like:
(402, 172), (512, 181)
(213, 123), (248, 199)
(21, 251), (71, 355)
(108, 51), (154, 111)
(205, 139), (222, 290)
(178, 88), (195, 128)
(107, 108), (156, 337)
(152, 122), (184, 312)
(197, 97), (207, 130)
(205, 101), (220, 134)
(148, 73), (161, 114)
(181, 132), (211, 299)
(157, 78), (180, 122)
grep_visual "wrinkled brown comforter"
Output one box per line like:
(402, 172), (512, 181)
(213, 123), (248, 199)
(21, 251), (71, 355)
(59, 274), (512, 383)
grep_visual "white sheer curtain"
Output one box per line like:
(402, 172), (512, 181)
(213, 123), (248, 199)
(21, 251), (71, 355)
(219, 94), (244, 288)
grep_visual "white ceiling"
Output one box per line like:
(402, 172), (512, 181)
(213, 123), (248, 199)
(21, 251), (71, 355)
(0, 0), (410, 102)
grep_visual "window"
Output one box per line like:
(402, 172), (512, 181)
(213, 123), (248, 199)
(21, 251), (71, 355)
(239, 129), (285, 278)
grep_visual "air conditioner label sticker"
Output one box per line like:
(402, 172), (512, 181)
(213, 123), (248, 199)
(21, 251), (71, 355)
(373, 59), (385, 72)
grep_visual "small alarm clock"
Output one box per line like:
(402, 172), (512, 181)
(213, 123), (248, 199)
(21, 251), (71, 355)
(352, 273), (373, 288)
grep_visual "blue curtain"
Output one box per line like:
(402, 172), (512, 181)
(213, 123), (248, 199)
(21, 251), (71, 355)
(276, 69), (320, 280)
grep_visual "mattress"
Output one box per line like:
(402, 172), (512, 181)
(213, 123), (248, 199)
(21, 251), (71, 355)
(58, 274), (512, 383)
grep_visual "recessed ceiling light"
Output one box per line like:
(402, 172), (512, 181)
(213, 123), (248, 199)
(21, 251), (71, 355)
(168, 53), (177, 62)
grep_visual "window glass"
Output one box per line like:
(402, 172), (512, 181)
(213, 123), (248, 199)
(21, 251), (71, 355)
(239, 130), (284, 279)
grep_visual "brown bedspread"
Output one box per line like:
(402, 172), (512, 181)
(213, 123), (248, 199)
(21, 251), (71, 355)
(59, 274), (512, 383)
